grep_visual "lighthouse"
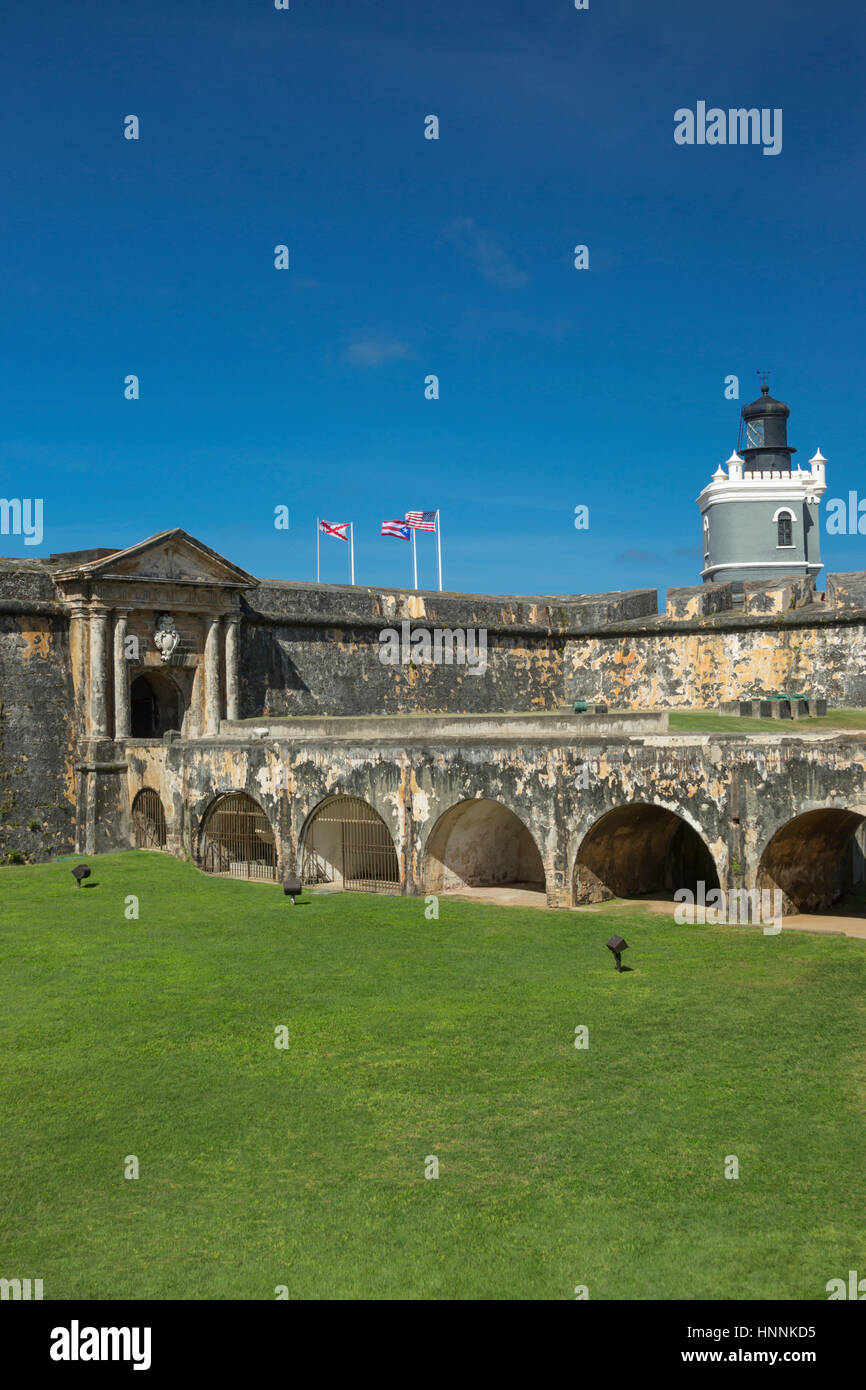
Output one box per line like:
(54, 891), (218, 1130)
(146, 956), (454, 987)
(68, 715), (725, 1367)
(698, 381), (827, 598)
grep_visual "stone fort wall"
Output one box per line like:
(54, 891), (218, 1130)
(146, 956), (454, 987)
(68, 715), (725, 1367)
(238, 580), (654, 717)
(123, 725), (866, 910)
(239, 571), (866, 718)
(3, 553), (866, 863)
(0, 561), (76, 863)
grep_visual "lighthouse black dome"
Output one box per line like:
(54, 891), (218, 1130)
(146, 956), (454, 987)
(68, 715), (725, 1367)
(738, 382), (796, 473)
(742, 384), (790, 420)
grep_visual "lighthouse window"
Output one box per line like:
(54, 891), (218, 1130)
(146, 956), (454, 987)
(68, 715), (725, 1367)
(777, 514), (793, 547)
(746, 419), (765, 448)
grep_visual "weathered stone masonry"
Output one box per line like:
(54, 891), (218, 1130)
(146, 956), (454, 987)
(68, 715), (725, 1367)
(3, 528), (866, 915)
(242, 570), (866, 717)
(0, 560), (76, 862)
(124, 724), (866, 911)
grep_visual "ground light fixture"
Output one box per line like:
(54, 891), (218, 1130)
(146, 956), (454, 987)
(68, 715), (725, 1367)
(71, 864), (91, 888)
(606, 935), (628, 972)
(283, 875), (303, 905)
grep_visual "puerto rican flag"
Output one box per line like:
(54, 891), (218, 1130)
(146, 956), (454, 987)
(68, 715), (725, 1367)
(381, 519), (410, 541)
(320, 520), (350, 541)
(405, 510), (437, 532)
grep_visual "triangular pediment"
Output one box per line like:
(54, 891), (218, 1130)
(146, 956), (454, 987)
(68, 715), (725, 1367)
(54, 529), (258, 588)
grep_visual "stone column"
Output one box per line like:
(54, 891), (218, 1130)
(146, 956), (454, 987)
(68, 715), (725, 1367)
(68, 605), (91, 740)
(204, 614), (222, 735)
(224, 614), (241, 722)
(113, 611), (130, 740)
(89, 608), (110, 739)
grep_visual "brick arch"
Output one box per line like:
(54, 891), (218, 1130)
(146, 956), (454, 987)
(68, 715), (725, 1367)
(197, 790), (278, 881)
(131, 787), (168, 849)
(757, 805), (866, 913)
(571, 800), (721, 906)
(423, 797), (546, 896)
(297, 792), (400, 893)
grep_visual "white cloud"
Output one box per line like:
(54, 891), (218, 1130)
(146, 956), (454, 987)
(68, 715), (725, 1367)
(442, 218), (529, 289)
(343, 336), (414, 368)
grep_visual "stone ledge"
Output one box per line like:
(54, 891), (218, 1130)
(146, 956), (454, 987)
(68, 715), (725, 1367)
(219, 710), (670, 740)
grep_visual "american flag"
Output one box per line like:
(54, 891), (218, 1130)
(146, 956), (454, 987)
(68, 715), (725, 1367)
(405, 510), (437, 532)
(381, 519), (410, 540)
(320, 520), (349, 541)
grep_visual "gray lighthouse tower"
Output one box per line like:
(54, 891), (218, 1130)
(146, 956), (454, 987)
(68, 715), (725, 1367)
(698, 382), (827, 598)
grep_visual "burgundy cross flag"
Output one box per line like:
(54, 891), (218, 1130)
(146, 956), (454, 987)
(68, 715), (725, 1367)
(317, 518), (354, 584)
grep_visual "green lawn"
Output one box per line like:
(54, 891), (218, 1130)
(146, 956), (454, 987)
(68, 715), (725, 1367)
(1, 852), (864, 1300)
(669, 707), (866, 734)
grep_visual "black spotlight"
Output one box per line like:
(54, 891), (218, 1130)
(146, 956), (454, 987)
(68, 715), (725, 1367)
(283, 874), (303, 905)
(72, 863), (91, 888)
(606, 934), (628, 972)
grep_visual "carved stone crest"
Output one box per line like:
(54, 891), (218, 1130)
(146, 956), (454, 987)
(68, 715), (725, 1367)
(153, 613), (180, 663)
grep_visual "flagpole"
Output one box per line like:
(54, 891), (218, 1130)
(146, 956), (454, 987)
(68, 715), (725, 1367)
(412, 529), (417, 589)
(436, 510), (442, 591)
(316, 517), (320, 584)
(349, 523), (355, 585)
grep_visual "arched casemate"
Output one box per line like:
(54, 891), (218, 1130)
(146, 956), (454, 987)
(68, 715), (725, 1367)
(423, 798), (546, 896)
(199, 792), (278, 881)
(573, 803), (719, 905)
(131, 787), (167, 849)
(300, 795), (400, 893)
(757, 808), (866, 914)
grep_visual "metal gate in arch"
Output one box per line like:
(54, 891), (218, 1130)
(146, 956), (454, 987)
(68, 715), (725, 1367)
(301, 795), (400, 893)
(199, 792), (278, 881)
(132, 787), (167, 850)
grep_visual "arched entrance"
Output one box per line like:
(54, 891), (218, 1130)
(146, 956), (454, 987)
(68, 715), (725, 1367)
(757, 808), (866, 914)
(199, 792), (278, 881)
(300, 795), (400, 893)
(131, 787), (167, 849)
(573, 803), (719, 905)
(424, 799), (546, 897)
(130, 672), (183, 737)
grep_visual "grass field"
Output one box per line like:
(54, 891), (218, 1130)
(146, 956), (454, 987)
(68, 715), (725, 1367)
(239, 708), (866, 735)
(1, 852), (864, 1300)
(669, 708), (866, 734)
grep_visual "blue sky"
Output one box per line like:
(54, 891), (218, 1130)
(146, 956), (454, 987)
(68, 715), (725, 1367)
(1, 0), (863, 595)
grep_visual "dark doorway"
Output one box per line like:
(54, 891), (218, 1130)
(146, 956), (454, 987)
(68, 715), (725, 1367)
(130, 673), (183, 738)
(132, 788), (168, 849)
(758, 808), (866, 913)
(573, 803), (720, 905)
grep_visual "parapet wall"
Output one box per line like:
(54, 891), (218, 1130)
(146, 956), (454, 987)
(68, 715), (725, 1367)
(238, 572), (866, 716)
(567, 617), (866, 709)
(239, 581), (658, 717)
